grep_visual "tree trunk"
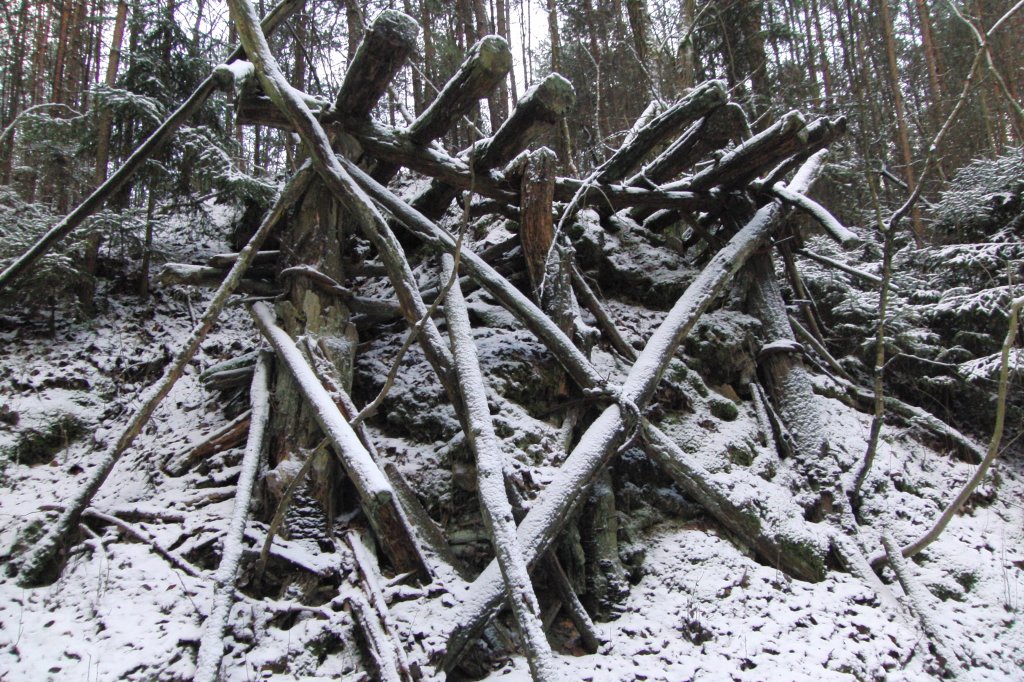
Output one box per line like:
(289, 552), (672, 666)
(879, 0), (924, 245)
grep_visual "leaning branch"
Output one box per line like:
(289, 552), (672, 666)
(441, 254), (557, 680)
(194, 353), (271, 682)
(250, 302), (426, 576)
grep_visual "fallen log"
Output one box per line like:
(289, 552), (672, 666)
(371, 35), (512, 184)
(686, 110), (808, 191)
(410, 73), (576, 220)
(594, 80), (727, 184)
(333, 10), (420, 121)
(155, 263), (279, 296)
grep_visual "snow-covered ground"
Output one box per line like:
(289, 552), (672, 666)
(1, 210), (1022, 681)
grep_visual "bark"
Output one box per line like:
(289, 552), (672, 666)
(595, 80), (727, 184)
(163, 410), (252, 476)
(517, 147), (557, 295)
(409, 72), (575, 220)
(372, 34), (512, 183)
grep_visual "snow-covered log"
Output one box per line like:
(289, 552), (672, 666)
(193, 353), (270, 682)
(442, 253), (558, 680)
(250, 301), (427, 576)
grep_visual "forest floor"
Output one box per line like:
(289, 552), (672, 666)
(1, 210), (1022, 681)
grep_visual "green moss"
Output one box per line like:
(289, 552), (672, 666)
(778, 534), (827, 583)
(7, 413), (88, 466)
(727, 444), (754, 466)
(709, 398), (739, 422)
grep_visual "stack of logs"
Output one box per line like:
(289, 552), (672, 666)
(15, 2), (965, 680)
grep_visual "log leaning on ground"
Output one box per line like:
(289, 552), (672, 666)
(442, 254), (558, 681)
(17, 165), (313, 587)
(193, 354), (271, 682)
(250, 301), (427, 577)
(0, 0), (304, 293)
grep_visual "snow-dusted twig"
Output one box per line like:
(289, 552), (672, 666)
(890, 296), (1024, 562)
(82, 508), (203, 579)
(194, 353), (271, 682)
(16, 165), (313, 587)
(882, 534), (966, 678)
(442, 253), (558, 680)
(766, 183), (861, 249)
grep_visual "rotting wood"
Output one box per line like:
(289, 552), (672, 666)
(372, 35), (512, 184)
(515, 147), (558, 295)
(410, 73), (576, 220)
(194, 353), (271, 682)
(155, 263), (279, 296)
(163, 410), (252, 477)
(344, 531), (417, 682)
(544, 554), (603, 654)
(345, 588), (404, 682)
(250, 301), (428, 577)
(207, 250), (280, 269)
(686, 111), (808, 191)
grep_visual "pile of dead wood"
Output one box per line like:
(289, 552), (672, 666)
(4, 3), (996, 680)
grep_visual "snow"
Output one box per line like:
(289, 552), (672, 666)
(2, 166), (1024, 680)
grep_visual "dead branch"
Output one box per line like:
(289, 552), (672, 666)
(194, 353), (271, 682)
